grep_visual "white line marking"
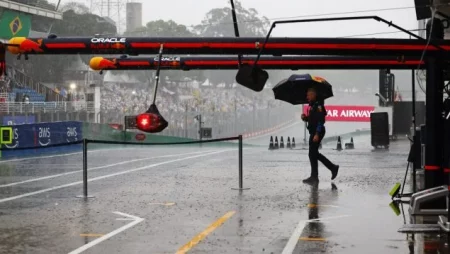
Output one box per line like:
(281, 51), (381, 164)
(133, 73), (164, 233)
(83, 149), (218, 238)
(68, 211), (144, 254)
(281, 215), (350, 254)
(0, 149), (233, 204)
(0, 151), (82, 164)
(0, 150), (215, 188)
(0, 147), (131, 164)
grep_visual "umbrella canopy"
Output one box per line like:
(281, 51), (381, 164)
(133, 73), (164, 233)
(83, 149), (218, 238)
(272, 74), (333, 105)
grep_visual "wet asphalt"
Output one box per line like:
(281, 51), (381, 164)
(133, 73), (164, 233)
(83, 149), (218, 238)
(0, 123), (443, 254)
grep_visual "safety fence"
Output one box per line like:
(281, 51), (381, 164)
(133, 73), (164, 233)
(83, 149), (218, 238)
(0, 102), (95, 114)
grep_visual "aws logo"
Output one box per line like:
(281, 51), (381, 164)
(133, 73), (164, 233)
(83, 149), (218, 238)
(38, 127), (51, 146)
(9, 17), (22, 36)
(66, 127), (78, 142)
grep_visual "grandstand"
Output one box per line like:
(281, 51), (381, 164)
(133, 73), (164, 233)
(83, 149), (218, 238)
(0, 0), (64, 103)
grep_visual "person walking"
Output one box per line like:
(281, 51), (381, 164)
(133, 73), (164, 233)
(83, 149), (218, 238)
(301, 88), (339, 184)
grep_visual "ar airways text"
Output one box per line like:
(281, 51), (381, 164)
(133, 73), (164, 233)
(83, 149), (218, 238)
(303, 105), (375, 122)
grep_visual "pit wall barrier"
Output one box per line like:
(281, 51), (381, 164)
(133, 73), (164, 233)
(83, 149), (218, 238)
(0, 121), (83, 159)
(0, 122), (240, 159)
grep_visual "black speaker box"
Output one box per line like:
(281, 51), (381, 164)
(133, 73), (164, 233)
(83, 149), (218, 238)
(371, 112), (389, 147)
(414, 0), (431, 20)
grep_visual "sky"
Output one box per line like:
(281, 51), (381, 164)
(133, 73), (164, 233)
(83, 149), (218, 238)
(52, 0), (419, 38)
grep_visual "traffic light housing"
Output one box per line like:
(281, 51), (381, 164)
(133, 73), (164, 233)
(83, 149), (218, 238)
(136, 104), (168, 133)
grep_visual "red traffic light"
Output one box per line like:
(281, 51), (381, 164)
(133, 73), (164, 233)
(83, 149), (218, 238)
(136, 112), (168, 133)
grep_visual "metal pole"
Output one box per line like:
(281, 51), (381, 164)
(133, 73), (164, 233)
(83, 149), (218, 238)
(412, 70), (417, 193)
(76, 139), (94, 199)
(232, 135), (249, 191)
(184, 103), (188, 138)
(83, 138), (88, 197)
(199, 114), (202, 141)
(239, 135), (243, 189)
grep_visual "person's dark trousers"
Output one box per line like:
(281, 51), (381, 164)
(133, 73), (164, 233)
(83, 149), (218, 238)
(308, 130), (335, 178)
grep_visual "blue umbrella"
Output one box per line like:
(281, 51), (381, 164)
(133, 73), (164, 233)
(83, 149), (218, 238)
(272, 74), (333, 105)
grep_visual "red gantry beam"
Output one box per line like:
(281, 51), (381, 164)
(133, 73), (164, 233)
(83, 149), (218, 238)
(89, 56), (425, 70)
(6, 36), (450, 57)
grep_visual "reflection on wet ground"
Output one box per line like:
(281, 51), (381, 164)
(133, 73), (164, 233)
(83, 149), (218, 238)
(0, 136), (447, 253)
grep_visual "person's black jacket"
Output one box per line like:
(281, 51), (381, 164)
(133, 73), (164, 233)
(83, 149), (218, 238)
(305, 101), (326, 135)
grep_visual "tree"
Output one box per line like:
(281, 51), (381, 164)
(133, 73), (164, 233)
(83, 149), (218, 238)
(194, 1), (269, 37)
(194, 1), (289, 88)
(59, 2), (90, 14)
(125, 20), (194, 37)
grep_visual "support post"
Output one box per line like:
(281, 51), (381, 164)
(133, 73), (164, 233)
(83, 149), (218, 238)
(425, 18), (445, 184)
(424, 56), (445, 188)
(83, 138), (87, 197)
(423, 18), (445, 208)
(198, 114), (202, 141)
(77, 139), (94, 199)
(412, 70), (417, 193)
(232, 135), (249, 191)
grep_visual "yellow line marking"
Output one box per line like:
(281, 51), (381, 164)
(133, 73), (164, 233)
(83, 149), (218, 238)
(299, 237), (326, 241)
(80, 233), (104, 237)
(176, 211), (236, 254)
(149, 202), (176, 206)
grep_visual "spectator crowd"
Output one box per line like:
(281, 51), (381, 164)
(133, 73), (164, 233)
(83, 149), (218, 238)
(100, 82), (285, 125)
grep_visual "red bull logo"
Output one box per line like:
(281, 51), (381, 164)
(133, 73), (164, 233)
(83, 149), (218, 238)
(7, 37), (43, 54)
(90, 57), (117, 71)
(311, 76), (326, 83)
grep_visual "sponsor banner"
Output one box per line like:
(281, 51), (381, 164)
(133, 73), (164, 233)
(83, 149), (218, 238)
(2, 115), (35, 125)
(2, 121), (82, 150)
(303, 105), (375, 122)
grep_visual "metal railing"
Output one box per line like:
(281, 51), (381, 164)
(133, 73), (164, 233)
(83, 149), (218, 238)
(5, 66), (65, 102)
(0, 101), (95, 113)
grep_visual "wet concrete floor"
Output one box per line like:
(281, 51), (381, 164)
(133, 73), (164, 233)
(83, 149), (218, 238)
(0, 132), (446, 253)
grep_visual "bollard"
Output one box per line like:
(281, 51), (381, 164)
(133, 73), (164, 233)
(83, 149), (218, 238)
(287, 137), (291, 149)
(280, 136), (285, 149)
(275, 136), (279, 149)
(292, 137), (296, 148)
(336, 136), (343, 151)
(269, 136), (274, 150)
(232, 135), (250, 191)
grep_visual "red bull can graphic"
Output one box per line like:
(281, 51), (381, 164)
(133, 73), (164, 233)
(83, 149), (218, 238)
(89, 57), (117, 70)
(7, 37), (44, 54)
